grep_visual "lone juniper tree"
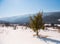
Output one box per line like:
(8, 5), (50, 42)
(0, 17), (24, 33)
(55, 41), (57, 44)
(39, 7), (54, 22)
(29, 12), (44, 36)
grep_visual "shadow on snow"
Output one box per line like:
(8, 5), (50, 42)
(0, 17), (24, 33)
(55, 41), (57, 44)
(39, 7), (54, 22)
(37, 36), (60, 44)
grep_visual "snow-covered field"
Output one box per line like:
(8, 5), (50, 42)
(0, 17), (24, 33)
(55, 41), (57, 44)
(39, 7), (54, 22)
(0, 26), (60, 44)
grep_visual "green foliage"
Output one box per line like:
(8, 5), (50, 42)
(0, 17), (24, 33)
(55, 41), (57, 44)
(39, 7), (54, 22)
(29, 12), (44, 36)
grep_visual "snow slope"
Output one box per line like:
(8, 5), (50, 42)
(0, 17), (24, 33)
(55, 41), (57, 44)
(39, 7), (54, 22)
(0, 26), (60, 44)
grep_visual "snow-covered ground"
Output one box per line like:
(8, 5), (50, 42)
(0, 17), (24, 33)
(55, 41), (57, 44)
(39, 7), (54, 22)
(0, 26), (60, 44)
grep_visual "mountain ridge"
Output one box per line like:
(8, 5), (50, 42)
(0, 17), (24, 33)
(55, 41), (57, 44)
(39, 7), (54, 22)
(0, 12), (60, 24)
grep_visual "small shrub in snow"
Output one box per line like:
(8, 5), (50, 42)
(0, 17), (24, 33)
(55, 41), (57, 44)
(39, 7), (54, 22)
(29, 12), (45, 36)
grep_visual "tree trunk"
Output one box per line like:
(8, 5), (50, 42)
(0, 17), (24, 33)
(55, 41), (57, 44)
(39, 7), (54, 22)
(36, 30), (39, 36)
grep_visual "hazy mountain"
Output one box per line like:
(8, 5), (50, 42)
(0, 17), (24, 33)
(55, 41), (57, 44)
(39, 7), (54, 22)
(43, 12), (60, 24)
(0, 14), (34, 24)
(0, 12), (60, 24)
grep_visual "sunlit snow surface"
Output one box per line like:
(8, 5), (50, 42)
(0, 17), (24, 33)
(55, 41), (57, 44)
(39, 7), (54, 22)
(0, 26), (60, 44)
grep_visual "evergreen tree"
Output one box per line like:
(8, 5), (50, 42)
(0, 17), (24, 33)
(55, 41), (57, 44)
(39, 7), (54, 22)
(29, 12), (44, 36)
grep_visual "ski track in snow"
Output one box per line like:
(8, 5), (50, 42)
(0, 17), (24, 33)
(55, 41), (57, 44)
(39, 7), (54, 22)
(0, 26), (60, 44)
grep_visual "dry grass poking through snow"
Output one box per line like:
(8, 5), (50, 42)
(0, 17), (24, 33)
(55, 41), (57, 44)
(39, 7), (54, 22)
(0, 26), (60, 44)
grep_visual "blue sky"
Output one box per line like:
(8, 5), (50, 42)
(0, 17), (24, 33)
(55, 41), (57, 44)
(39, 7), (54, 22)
(0, 0), (60, 18)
